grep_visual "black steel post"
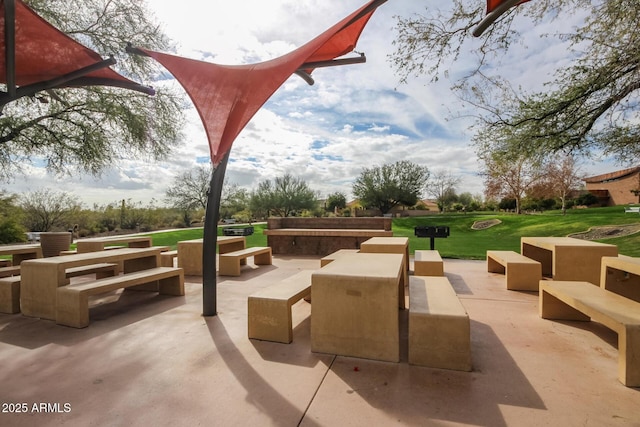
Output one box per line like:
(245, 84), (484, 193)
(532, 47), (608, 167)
(202, 153), (229, 316)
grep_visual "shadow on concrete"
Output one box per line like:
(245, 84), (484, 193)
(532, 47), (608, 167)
(205, 315), (328, 427)
(0, 290), (185, 349)
(321, 320), (545, 427)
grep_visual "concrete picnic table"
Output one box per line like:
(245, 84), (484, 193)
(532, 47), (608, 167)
(76, 236), (153, 253)
(177, 236), (246, 276)
(311, 252), (404, 363)
(20, 246), (163, 321)
(0, 244), (42, 265)
(521, 236), (618, 285)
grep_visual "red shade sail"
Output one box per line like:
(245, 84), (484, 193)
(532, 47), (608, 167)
(0, 0), (153, 111)
(486, 0), (530, 14)
(132, 0), (386, 166)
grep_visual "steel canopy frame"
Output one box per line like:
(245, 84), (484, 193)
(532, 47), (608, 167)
(473, 0), (531, 36)
(129, 0), (388, 316)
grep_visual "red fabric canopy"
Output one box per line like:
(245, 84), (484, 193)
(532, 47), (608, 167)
(136, 0), (386, 166)
(0, 0), (153, 107)
(486, 0), (530, 14)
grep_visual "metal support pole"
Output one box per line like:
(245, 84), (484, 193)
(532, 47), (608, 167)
(472, 0), (522, 37)
(202, 153), (229, 316)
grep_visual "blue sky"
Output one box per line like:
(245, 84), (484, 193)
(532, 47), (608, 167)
(9, 0), (619, 205)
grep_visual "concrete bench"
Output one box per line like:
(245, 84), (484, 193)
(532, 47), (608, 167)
(624, 206), (640, 213)
(65, 263), (118, 279)
(0, 264), (117, 315)
(56, 267), (185, 328)
(0, 276), (21, 314)
(487, 250), (541, 291)
(248, 270), (313, 343)
(161, 250), (178, 267)
(540, 280), (640, 387)
(413, 250), (444, 276)
(408, 276), (472, 371)
(0, 265), (21, 278)
(219, 247), (272, 276)
(320, 249), (359, 267)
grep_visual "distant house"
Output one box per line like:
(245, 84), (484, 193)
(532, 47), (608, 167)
(584, 166), (640, 206)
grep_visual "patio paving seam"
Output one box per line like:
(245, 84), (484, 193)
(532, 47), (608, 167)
(298, 354), (336, 426)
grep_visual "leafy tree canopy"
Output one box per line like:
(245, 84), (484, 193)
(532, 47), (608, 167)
(250, 173), (318, 218)
(165, 164), (211, 213)
(19, 188), (82, 232)
(391, 0), (640, 164)
(0, 0), (185, 180)
(352, 160), (429, 214)
(325, 192), (347, 212)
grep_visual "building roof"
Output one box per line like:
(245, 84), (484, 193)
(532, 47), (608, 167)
(583, 166), (640, 183)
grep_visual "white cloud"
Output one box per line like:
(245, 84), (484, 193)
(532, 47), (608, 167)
(8, 0), (619, 206)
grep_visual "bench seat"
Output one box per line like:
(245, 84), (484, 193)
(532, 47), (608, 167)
(219, 247), (272, 276)
(487, 250), (541, 291)
(0, 263), (123, 315)
(248, 270), (313, 343)
(65, 263), (118, 279)
(56, 267), (184, 328)
(540, 280), (640, 387)
(0, 276), (21, 314)
(408, 276), (472, 371)
(161, 250), (178, 267)
(0, 265), (21, 278)
(413, 250), (444, 276)
(320, 249), (359, 267)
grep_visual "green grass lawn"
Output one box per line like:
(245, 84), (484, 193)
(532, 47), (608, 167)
(139, 207), (640, 259)
(140, 224), (268, 251)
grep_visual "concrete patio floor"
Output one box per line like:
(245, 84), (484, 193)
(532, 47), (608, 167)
(0, 256), (638, 426)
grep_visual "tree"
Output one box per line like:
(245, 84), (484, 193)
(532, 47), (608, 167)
(0, 0), (184, 180)
(391, 1), (640, 163)
(220, 181), (249, 220)
(19, 189), (82, 231)
(352, 161), (429, 214)
(325, 192), (347, 212)
(0, 191), (26, 243)
(480, 150), (548, 215)
(545, 154), (584, 215)
(426, 170), (461, 212)
(165, 164), (211, 225)
(249, 174), (318, 217)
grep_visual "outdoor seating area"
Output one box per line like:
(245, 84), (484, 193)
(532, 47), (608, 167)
(1, 251), (638, 426)
(3, 0), (639, 423)
(0, 233), (639, 425)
